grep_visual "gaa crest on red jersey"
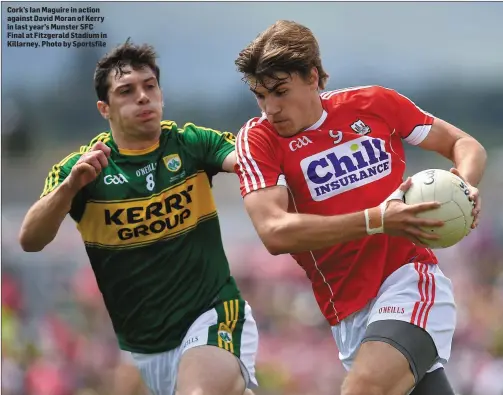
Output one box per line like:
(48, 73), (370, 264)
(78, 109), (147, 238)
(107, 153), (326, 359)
(350, 119), (371, 136)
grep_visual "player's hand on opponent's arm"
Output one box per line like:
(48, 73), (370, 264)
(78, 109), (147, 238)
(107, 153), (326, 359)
(64, 141), (111, 193)
(19, 142), (111, 252)
(376, 178), (445, 246)
(450, 167), (480, 229)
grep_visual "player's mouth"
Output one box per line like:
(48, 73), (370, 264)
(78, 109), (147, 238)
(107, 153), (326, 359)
(137, 110), (155, 120)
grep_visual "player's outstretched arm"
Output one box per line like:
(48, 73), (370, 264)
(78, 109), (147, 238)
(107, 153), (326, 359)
(417, 117), (486, 228)
(375, 86), (486, 228)
(19, 142), (110, 252)
(243, 179), (444, 255)
(180, 123), (237, 173)
(418, 118), (486, 188)
(19, 181), (81, 252)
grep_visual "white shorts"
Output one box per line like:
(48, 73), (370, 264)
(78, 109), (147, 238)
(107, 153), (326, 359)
(122, 301), (259, 395)
(331, 262), (456, 373)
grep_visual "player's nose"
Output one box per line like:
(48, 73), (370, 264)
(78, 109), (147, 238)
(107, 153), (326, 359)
(264, 98), (281, 116)
(137, 89), (150, 104)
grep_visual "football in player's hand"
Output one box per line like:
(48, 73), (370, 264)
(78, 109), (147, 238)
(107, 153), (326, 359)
(404, 169), (475, 248)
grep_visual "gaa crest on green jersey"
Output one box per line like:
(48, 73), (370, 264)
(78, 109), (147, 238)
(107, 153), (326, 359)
(163, 154), (182, 172)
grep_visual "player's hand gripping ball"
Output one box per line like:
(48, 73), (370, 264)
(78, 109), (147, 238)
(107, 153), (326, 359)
(404, 168), (476, 248)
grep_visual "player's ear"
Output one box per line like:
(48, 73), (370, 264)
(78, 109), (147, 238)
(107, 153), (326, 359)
(309, 67), (319, 90)
(97, 101), (110, 120)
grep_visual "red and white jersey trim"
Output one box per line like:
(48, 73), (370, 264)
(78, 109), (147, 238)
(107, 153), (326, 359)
(403, 124), (432, 145)
(236, 116), (266, 194)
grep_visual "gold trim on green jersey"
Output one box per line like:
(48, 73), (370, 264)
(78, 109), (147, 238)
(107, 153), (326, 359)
(77, 171), (218, 249)
(180, 122), (236, 145)
(41, 133), (111, 198)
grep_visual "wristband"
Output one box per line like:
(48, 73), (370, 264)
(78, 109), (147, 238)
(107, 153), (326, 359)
(364, 206), (385, 235)
(364, 187), (405, 235)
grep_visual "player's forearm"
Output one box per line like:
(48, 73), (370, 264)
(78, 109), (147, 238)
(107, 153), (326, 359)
(19, 181), (77, 252)
(451, 137), (487, 187)
(260, 211), (369, 255)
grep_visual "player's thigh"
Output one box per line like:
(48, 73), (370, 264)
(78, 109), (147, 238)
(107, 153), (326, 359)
(176, 299), (259, 395)
(335, 262), (455, 395)
(343, 318), (441, 395)
(366, 262), (456, 380)
(111, 353), (149, 395)
(341, 339), (415, 395)
(176, 345), (245, 395)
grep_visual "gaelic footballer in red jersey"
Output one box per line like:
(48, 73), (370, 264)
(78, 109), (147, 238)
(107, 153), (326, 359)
(234, 20), (487, 395)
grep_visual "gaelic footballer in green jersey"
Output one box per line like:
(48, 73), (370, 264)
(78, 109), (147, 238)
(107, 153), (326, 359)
(40, 121), (259, 390)
(41, 121), (238, 349)
(23, 40), (258, 395)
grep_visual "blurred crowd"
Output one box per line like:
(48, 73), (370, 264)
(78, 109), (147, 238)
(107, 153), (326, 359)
(2, 202), (503, 395)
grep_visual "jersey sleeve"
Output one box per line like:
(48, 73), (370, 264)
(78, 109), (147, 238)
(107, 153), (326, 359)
(180, 123), (236, 170)
(39, 151), (87, 222)
(370, 86), (435, 145)
(235, 122), (284, 197)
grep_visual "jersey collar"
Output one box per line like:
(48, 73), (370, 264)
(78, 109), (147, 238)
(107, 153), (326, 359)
(304, 109), (327, 131)
(118, 141), (160, 156)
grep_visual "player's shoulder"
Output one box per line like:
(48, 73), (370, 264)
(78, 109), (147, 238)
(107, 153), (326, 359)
(167, 119), (221, 137)
(160, 119), (192, 145)
(170, 120), (234, 147)
(159, 119), (179, 139)
(161, 119), (178, 131)
(178, 121), (221, 135)
(54, 131), (112, 169)
(320, 85), (397, 111)
(237, 115), (276, 143)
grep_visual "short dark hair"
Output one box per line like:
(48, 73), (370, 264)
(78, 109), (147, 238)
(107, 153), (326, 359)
(94, 38), (160, 103)
(235, 20), (329, 90)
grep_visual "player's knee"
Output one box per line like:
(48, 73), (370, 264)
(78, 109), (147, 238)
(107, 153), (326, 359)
(341, 374), (386, 395)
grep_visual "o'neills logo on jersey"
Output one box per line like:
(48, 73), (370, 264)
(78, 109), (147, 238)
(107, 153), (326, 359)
(300, 136), (391, 201)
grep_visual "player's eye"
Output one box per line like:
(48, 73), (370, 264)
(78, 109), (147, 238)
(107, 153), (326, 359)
(146, 84), (156, 89)
(119, 89), (130, 95)
(255, 93), (265, 100)
(275, 90), (287, 97)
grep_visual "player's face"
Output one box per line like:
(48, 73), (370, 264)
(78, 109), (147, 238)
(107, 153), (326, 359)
(249, 70), (320, 137)
(100, 65), (163, 139)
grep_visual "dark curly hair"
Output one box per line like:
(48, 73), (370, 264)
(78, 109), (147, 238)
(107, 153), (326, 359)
(94, 38), (160, 103)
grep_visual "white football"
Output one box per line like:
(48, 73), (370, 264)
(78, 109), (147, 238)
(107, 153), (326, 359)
(404, 169), (475, 249)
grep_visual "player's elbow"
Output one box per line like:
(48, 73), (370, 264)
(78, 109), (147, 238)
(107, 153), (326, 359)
(452, 135), (486, 157)
(19, 237), (44, 252)
(262, 239), (287, 256)
(18, 227), (46, 252)
(470, 138), (487, 162)
(257, 220), (293, 256)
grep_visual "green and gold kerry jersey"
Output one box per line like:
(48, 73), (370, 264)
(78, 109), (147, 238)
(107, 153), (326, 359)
(40, 120), (242, 353)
